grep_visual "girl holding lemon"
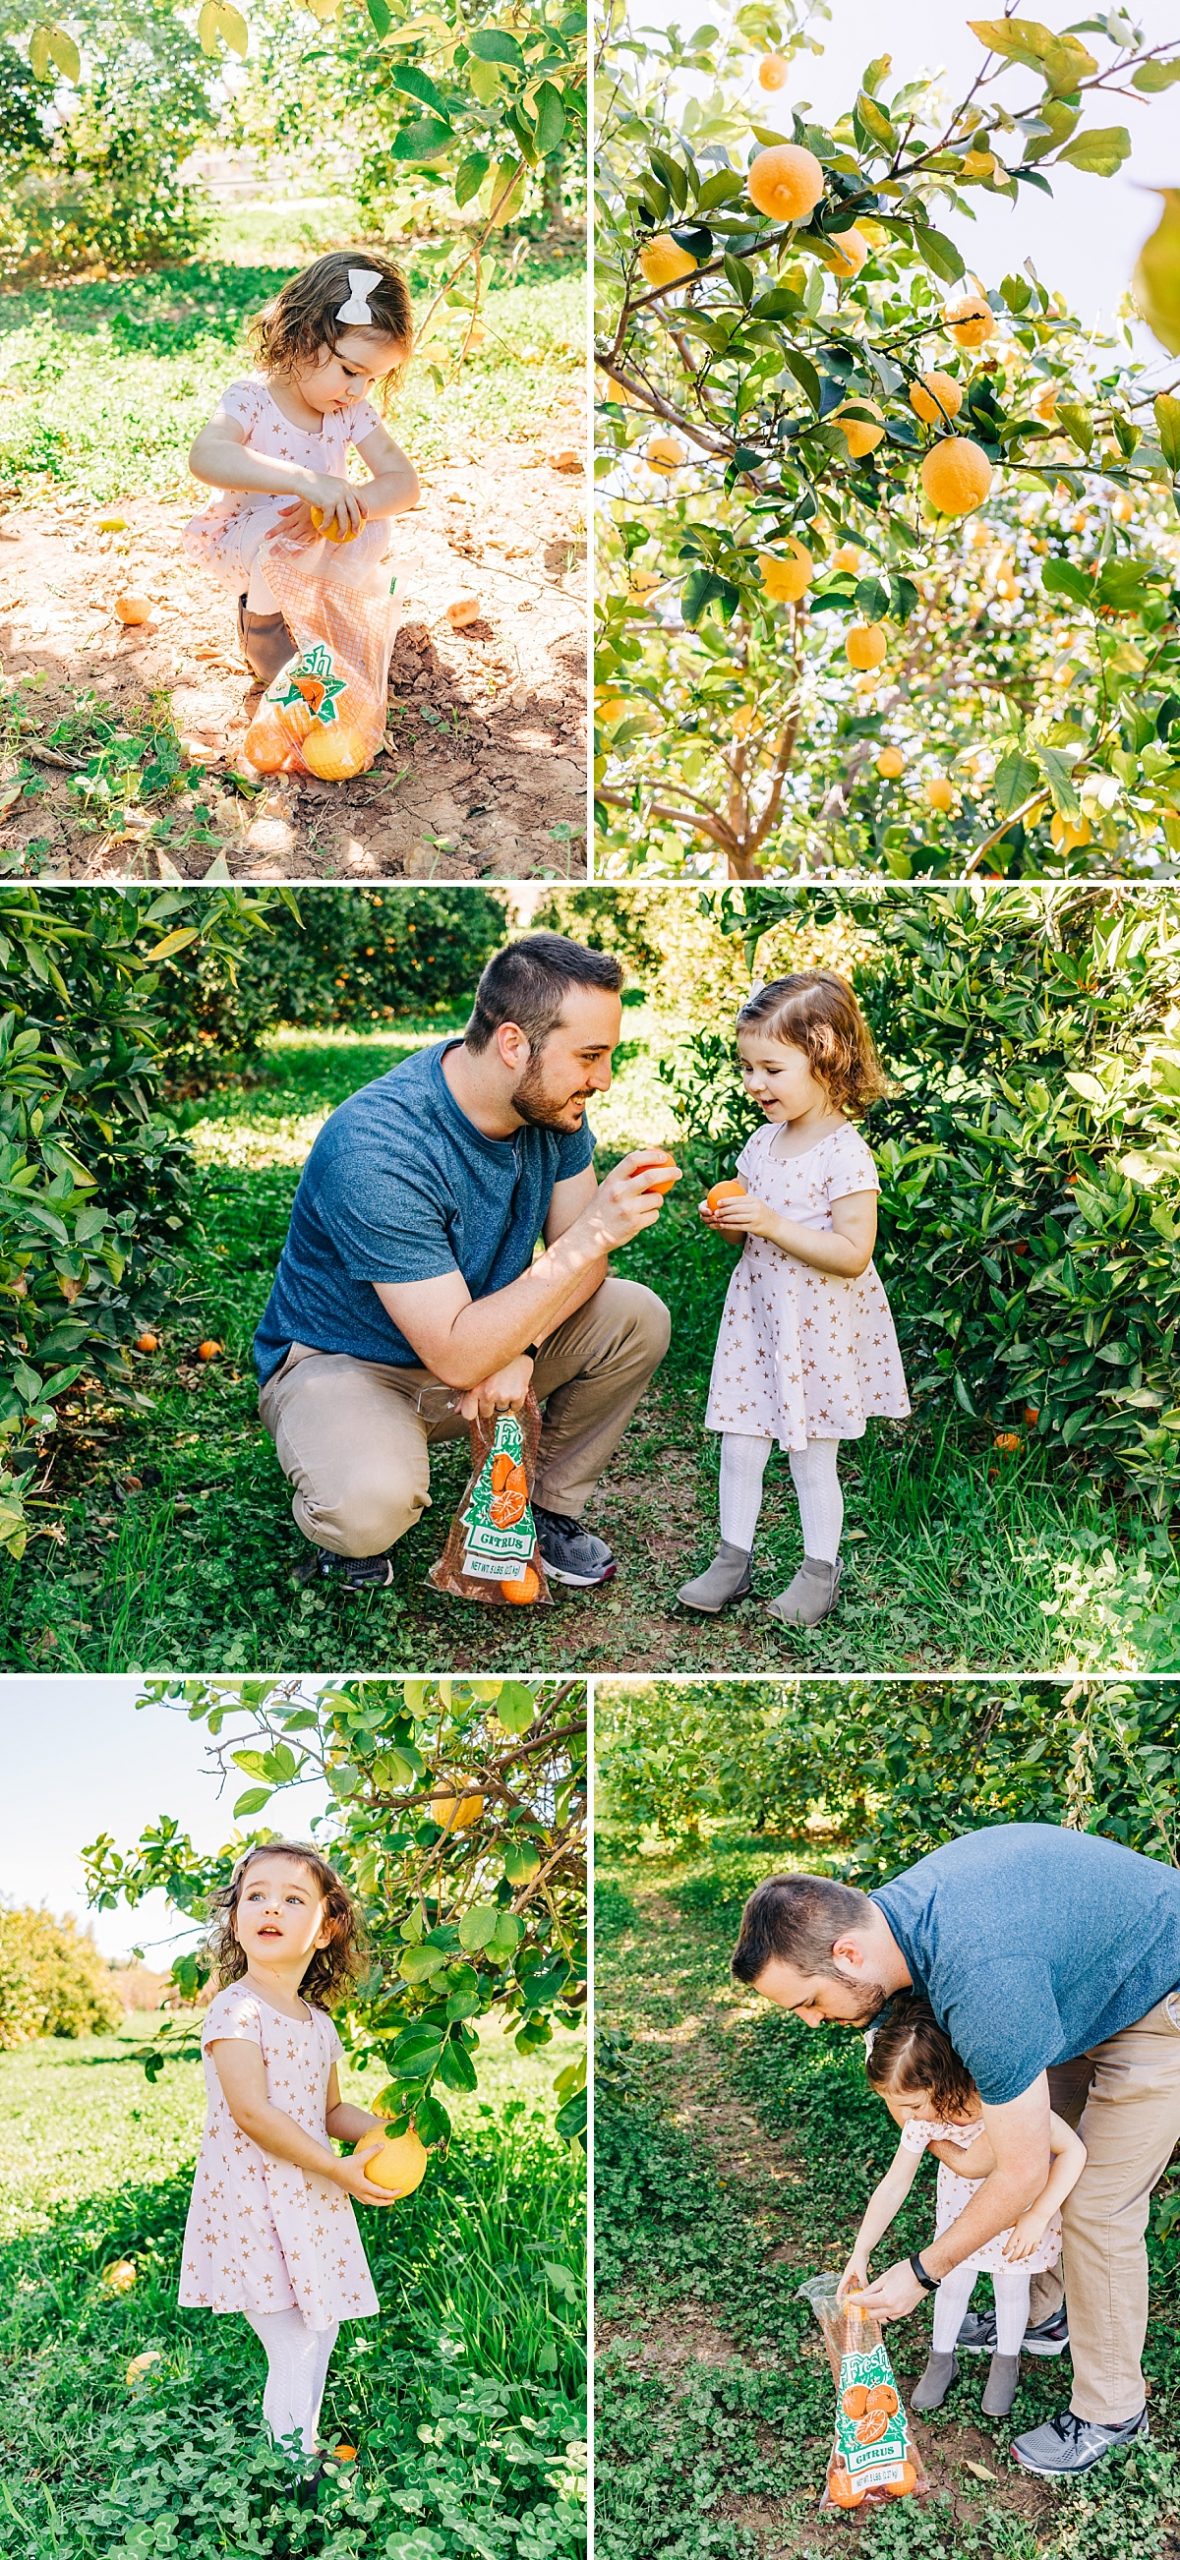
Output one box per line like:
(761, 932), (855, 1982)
(179, 1841), (409, 2467)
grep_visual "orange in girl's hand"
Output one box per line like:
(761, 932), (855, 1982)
(302, 719), (371, 780)
(500, 1565), (540, 1603)
(705, 1178), (748, 1212)
(310, 505), (361, 544)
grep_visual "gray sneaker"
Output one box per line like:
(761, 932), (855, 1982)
(533, 1506), (617, 1588)
(959, 2305), (1069, 2357)
(1011, 2409), (1147, 2477)
(957, 2307), (997, 2354)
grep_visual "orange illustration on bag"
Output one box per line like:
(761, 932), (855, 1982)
(798, 2276), (928, 2511)
(429, 1397), (551, 1608)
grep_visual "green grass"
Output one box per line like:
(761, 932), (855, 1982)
(0, 2007), (585, 2558)
(593, 1838), (1180, 2560)
(0, 1012), (1175, 1672)
(0, 240), (584, 504)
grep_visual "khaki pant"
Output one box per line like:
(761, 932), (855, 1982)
(1026, 1989), (1180, 2422)
(259, 1275), (670, 1558)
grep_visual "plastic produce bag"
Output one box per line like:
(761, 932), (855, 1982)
(428, 1395), (551, 1607)
(797, 2275), (928, 2511)
(242, 515), (400, 781)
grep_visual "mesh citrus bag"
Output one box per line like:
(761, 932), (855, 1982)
(797, 2275), (929, 2511)
(428, 1394), (551, 1607)
(242, 516), (400, 781)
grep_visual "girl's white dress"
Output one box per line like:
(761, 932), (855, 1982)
(901, 2115), (1062, 2277)
(182, 377), (383, 594)
(179, 1982), (379, 2331)
(704, 1120), (910, 1451)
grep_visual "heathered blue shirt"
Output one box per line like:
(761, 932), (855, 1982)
(254, 1040), (595, 1382)
(872, 1824), (1180, 2107)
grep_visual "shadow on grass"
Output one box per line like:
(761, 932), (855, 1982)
(1, 1039), (1175, 1674)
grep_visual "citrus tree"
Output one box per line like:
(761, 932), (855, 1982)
(595, 6), (1180, 875)
(83, 1674), (588, 2152)
(0, 1901), (124, 2046)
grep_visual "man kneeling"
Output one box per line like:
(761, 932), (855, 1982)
(254, 932), (672, 1591)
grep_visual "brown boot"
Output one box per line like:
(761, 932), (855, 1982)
(237, 594), (298, 685)
(767, 1555), (843, 1627)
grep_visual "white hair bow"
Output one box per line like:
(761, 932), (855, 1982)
(337, 266), (384, 326)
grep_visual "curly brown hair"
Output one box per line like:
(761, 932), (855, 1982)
(206, 1840), (366, 2010)
(737, 970), (889, 1116)
(249, 250), (412, 411)
(865, 1994), (978, 2118)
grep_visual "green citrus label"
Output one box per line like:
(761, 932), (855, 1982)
(270, 641), (347, 726)
(461, 1414), (536, 1580)
(832, 2341), (910, 2485)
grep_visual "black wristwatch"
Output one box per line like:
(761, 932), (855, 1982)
(910, 2252), (939, 2292)
(523, 1343), (540, 1361)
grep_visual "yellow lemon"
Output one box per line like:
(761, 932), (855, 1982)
(638, 233), (697, 291)
(831, 542), (864, 574)
(1035, 383), (1059, 422)
(909, 371), (963, 426)
(925, 774), (954, 811)
(758, 537), (813, 602)
(1050, 811), (1092, 853)
(942, 293), (996, 348)
(921, 436), (994, 516)
(125, 2352), (162, 2384)
(875, 746), (905, 778)
(431, 1777), (485, 1832)
(757, 53), (789, 89)
(746, 142), (825, 224)
(102, 2261), (138, 2293)
(628, 565), (662, 594)
(355, 2128), (429, 2196)
(824, 227), (869, 281)
(846, 622), (887, 670)
(597, 696), (628, 724)
(645, 432), (687, 474)
(833, 398), (885, 458)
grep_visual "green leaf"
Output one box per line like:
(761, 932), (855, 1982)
(1032, 743), (1081, 817)
(1155, 394), (1180, 473)
(144, 926), (201, 963)
(555, 2088), (587, 2140)
(1056, 401), (1094, 456)
(469, 27), (524, 65)
(393, 114), (455, 161)
(1041, 558), (1092, 607)
(457, 1904), (499, 1952)
(911, 224), (965, 285)
(855, 92), (896, 149)
(781, 347), (821, 412)
(468, 56), (501, 103)
(1132, 59), (1180, 93)
(47, 24), (80, 79)
(391, 64), (449, 114)
(533, 81), (566, 156)
(503, 1841), (542, 1885)
(454, 150), (491, 207)
(366, 0), (392, 30)
(232, 1786), (273, 1818)
(993, 748), (1041, 815)
(398, 1945), (446, 1982)
(681, 567), (740, 627)
(437, 2038), (479, 2092)
(1056, 126), (1131, 179)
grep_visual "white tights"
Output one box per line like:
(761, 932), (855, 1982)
(244, 2308), (339, 2459)
(930, 2261), (1031, 2358)
(718, 1433), (843, 1563)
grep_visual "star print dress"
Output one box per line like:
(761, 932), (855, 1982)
(704, 1119), (910, 1451)
(901, 2116), (1063, 2276)
(182, 377), (384, 595)
(179, 1982), (379, 2330)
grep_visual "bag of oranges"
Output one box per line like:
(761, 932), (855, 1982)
(241, 515), (399, 782)
(428, 1394), (551, 1607)
(797, 2276), (928, 2511)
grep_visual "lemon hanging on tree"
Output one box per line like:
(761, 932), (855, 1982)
(921, 437), (994, 516)
(746, 142), (825, 224)
(909, 372), (962, 425)
(758, 537), (814, 603)
(942, 293), (996, 348)
(846, 623), (887, 670)
(638, 234), (697, 290)
(833, 398), (885, 457)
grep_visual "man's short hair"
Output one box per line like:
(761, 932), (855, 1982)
(465, 934), (624, 1053)
(731, 1872), (874, 1985)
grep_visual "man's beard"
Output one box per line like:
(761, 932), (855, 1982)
(511, 1055), (588, 1130)
(839, 1977), (890, 2027)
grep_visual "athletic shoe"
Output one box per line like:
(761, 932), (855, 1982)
(532, 1506), (617, 1587)
(1011, 2409), (1147, 2476)
(959, 2305), (1070, 2357)
(295, 1545), (396, 1591)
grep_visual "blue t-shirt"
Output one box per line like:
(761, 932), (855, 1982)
(254, 1040), (596, 1382)
(872, 1824), (1180, 2106)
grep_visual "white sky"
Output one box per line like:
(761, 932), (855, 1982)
(0, 1681), (331, 1966)
(629, 0), (1180, 340)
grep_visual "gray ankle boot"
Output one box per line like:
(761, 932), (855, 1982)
(982, 2351), (1022, 2417)
(910, 2351), (958, 2413)
(767, 1555), (843, 1627)
(676, 1542), (752, 1614)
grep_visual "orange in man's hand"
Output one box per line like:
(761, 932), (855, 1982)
(705, 1179), (748, 1212)
(641, 1149), (681, 1195)
(500, 1565), (540, 1604)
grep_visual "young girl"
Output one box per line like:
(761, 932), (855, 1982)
(179, 1839), (396, 2466)
(184, 250), (420, 684)
(677, 971), (909, 1628)
(842, 1997), (1085, 2420)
